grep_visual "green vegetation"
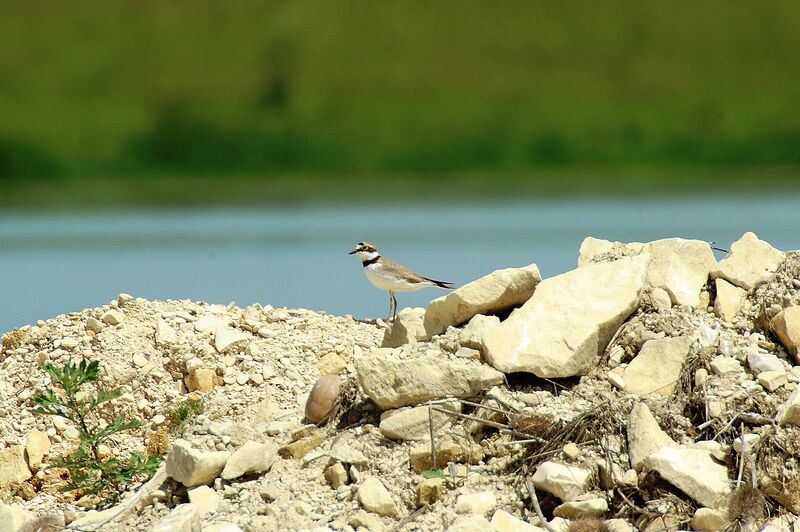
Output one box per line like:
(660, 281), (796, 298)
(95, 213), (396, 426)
(169, 396), (205, 433)
(2, 1), (799, 202)
(32, 360), (162, 509)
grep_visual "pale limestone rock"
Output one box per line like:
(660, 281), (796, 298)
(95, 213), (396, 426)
(0, 502), (35, 532)
(692, 507), (727, 532)
(448, 516), (493, 532)
(0, 446), (31, 485)
(758, 370), (788, 392)
(747, 350), (784, 375)
(221, 440), (277, 480)
(379, 400), (460, 441)
(607, 371), (625, 390)
(580, 237), (716, 307)
(194, 314), (230, 333)
(562, 443), (580, 460)
(317, 353), (347, 375)
(483, 255), (649, 377)
(645, 238), (717, 306)
(732, 433), (760, 454)
(329, 442), (369, 467)
(490, 509), (546, 532)
(165, 439), (230, 487)
(417, 478), (446, 505)
(101, 309), (125, 325)
(424, 264), (541, 337)
(644, 446), (730, 508)
(185, 367), (215, 393)
(151, 503), (199, 532)
(355, 348), (504, 409)
(714, 278), (746, 322)
(382, 307), (426, 347)
(627, 402), (675, 471)
(188, 485), (220, 516)
(324, 463), (348, 489)
(578, 237), (645, 266)
(357, 477), (398, 517)
(85, 316), (105, 333)
(772, 306), (800, 360)
(455, 490), (496, 515)
(203, 524), (244, 532)
(349, 510), (386, 532)
(213, 327), (249, 353)
(454, 347), (481, 360)
(25, 429), (50, 468)
(531, 461), (592, 501)
(459, 314), (500, 350)
(710, 232), (784, 290)
(623, 336), (692, 396)
(777, 387), (800, 426)
(409, 439), (480, 472)
(603, 520), (636, 532)
(710, 355), (742, 375)
(649, 287), (672, 312)
(553, 495), (608, 518)
(155, 319), (178, 345)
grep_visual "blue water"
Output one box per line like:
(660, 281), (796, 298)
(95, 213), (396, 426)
(1, 196), (798, 333)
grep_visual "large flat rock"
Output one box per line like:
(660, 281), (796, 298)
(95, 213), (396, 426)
(355, 348), (505, 409)
(710, 231), (784, 290)
(482, 254), (649, 377)
(623, 336), (693, 396)
(580, 237), (716, 307)
(627, 402), (675, 471)
(644, 446), (730, 508)
(424, 264), (541, 338)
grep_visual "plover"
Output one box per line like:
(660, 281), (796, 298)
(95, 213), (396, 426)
(349, 242), (453, 321)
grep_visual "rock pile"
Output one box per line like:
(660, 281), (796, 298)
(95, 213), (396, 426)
(0, 231), (799, 531)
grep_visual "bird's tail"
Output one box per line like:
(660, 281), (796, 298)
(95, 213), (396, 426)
(423, 277), (454, 289)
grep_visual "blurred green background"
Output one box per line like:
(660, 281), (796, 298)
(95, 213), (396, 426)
(3, 0), (799, 207)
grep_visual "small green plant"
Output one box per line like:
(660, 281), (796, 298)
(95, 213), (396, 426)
(169, 396), (204, 432)
(32, 359), (162, 509)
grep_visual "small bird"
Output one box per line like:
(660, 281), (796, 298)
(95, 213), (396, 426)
(349, 242), (453, 321)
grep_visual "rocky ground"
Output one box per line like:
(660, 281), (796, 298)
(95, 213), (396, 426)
(1, 232), (800, 532)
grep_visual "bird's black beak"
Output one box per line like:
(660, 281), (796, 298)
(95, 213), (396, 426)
(348, 249), (357, 255)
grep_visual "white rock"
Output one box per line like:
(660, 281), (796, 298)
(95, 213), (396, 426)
(553, 495), (608, 518)
(329, 442), (369, 467)
(379, 400), (460, 441)
(627, 402), (675, 471)
(713, 278), (746, 322)
(0, 502), (35, 532)
(155, 319), (178, 345)
(25, 429), (51, 468)
(348, 510), (386, 531)
(165, 439), (230, 487)
(202, 523), (245, 532)
(580, 237), (716, 307)
(101, 309), (125, 325)
(151, 503), (199, 532)
(644, 446), (730, 508)
(424, 264), (541, 337)
(649, 287), (672, 312)
(221, 440), (277, 480)
(603, 520), (636, 532)
(758, 370), (788, 392)
(710, 232), (784, 290)
(710, 355), (742, 375)
(483, 254), (649, 377)
(0, 446), (32, 485)
(732, 433), (760, 454)
(382, 307), (427, 347)
(776, 387), (800, 426)
(455, 490), (496, 515)
(357, 477), (398, 517)
(85, 317), (105, 333)
(188, 485), (220, 516)
(489, 509), (546, 532)
(623, 336), (692, 396)
(194, 314), (229, 332)
(692, 507), (727, 532)
(355, 348), (504, 409)
(772, 306), (800, 362)
(454, 347), (481, 360)
(531, 461), (591, 501)
(747, 350), (785, 375)
(214, 327), (250, 353)
(459, 314), (500, 350)
(607, 371), (625, 390)
(448, 516), (493, 532)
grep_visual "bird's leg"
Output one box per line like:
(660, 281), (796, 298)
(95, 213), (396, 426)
(391, 292), (398, 321)
(386, 291), (395, 322)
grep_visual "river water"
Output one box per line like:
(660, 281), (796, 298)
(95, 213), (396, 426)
(1, 196), (798, 333)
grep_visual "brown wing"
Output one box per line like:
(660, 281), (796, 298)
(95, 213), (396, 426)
(381, 258), (452, 288)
